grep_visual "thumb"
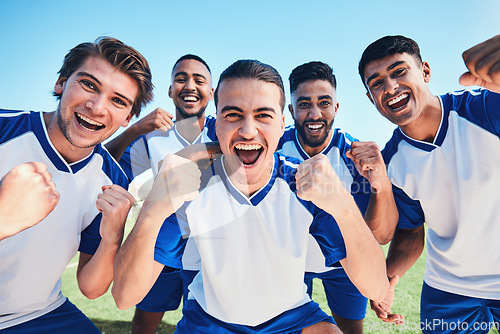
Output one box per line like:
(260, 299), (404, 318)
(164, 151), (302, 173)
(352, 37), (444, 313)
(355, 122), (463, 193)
(389, 274), (400, 288)
(459, 72), (487, 88)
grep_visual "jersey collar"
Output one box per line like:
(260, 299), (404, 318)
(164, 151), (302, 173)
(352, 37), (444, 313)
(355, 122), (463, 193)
(293, 127), (339, 160)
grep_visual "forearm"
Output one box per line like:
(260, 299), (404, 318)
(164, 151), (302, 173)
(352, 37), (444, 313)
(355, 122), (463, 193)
(111, 205), (171, 309)
(363, 183), (399, 245)
(331, 198), (389, 302)
(386, 226), (425, 278)
(77, 240), (121, 300)
(105, 125), (143, 161)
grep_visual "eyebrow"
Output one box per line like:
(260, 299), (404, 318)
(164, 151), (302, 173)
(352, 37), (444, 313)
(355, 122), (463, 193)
(366, 60), (406, 86)
(296, 95), (332, 103)
(174, 71), (207, 80)
(76, 71), (134, 106)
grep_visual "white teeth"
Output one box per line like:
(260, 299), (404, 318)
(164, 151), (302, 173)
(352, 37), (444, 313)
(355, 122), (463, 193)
(183, 96), (197, 102)
(235, 143), (262, 150)
(388, 93), (408, 106)
(76, 113), (104, 127)
(307, 124), (323, 130)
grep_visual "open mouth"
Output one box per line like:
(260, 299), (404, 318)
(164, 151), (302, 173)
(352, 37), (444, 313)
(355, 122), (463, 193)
(305, 122), (325, 133)
(181, 94), (199, 103)
(387, 93), (410, 111)
(234, 143), (263, 166)
(75, 113), (105, 132)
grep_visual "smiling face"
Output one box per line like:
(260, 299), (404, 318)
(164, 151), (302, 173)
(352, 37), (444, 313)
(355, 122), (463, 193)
(363, 53), (432, 128)
(289, 79), (339, 156)
(215, 78), (285, 196)
(169, 59), (214, 120)
(49, 56), (138, 162)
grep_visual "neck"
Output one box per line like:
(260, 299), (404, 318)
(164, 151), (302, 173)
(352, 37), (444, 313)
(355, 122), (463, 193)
(399, 95), (442, 143)
(176, 112), (205, 144)
(297, 130), (332, 157)
(43, 112), (94, 164)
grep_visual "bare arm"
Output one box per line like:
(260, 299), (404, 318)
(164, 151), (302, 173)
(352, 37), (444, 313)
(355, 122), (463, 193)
(296, 154), (389, 302)
(460, 34), (500, 94)
(347, 141), (398, 245)
(76, 185), (135, 299)
(0, 162), (59, 240)
(105, 108), (174, 160)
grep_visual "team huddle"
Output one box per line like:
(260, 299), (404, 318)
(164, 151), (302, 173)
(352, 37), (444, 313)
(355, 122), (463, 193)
(0, 34), (499, 334)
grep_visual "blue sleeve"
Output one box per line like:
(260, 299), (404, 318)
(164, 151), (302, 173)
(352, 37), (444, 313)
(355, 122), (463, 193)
(119, 135), (150, 180)
(393, 185), (425, 229)
(351, 172), (371, 215)
(78, 214), (102, 255)
(309, 209), (347, 267)
(154, 212), (188, 269)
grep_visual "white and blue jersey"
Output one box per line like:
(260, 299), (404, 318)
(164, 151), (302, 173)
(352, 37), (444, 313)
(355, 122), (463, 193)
(154, 152), (346, 326)
(0, 109), (128, 329)
(120, 115), (217, 180)
(277, 127), (370, 273)
(383, 89), (500, 299)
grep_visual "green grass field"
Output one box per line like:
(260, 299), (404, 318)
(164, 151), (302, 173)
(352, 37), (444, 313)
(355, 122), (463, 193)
(61, 210), (497, 333)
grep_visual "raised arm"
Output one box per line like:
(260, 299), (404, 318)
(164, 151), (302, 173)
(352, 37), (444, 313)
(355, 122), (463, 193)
(105, 108), (174, 160)
(0, 162), (59, 240)
(460, 34), (500, 94)
(112, 143), (220, 309)
(347, 141), (399, 245)
(296, 154), (389, 302)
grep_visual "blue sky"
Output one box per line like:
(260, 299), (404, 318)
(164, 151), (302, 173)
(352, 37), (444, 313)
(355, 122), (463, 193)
(1, 0), (499, 146)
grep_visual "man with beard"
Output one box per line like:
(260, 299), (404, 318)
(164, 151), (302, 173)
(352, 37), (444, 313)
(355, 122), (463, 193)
(277, 61), (399, 333)
(359, 35), (500, 333)
(112, 59), (393, 333)
(106, 54), (215, 334)
(0, 37), (153, 333)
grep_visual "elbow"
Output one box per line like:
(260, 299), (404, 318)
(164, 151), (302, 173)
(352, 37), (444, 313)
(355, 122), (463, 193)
(79, 286), (106, 300)
(111, 285), (135, 310)
(373, 229), (394, 245)
(360, 283), (388, 303)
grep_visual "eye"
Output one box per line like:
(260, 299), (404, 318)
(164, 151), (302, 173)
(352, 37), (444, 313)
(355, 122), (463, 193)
(319, 100), (331, 107)
(81, 79), (96, 90)
(298, 102), (310, 108)
(195, 79), (205, 85)
(256, 113), (272, 119)
(393, 68), (406, 77)
(175, 78), (186, 83)
(224, 112), (242, 119)
(371, 80), (382, 89)
(112, 97), (127, 106)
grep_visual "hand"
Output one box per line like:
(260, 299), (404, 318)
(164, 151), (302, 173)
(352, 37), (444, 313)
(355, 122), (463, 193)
(460, 35), (500, 94)
(96, 185), (135, 245)
(346, 141), (391, 192)
(295, 154), (351, 214)
(0, 162), (59, 239)
(370, 275), (404, 324)
(131, 108), (174, 135)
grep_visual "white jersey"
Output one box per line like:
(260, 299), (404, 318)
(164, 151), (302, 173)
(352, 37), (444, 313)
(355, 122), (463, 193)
(120, 115), (217, 270)
(277, 127), (370, 273)
(154, 153), (347, 326)
(384, 89), (500, 299)
(0, 110), (129, 329)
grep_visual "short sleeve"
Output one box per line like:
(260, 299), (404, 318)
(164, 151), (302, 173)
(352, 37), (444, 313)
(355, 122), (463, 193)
(309, 209), (347, 267)
(119, 136), (151, 180)
(393, 185), (425, 229)
(78, 214), (102, 255)
(154, 212), (188, 269)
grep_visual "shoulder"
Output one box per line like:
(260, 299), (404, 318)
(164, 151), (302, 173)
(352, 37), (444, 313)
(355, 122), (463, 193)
(95, 145), (130, 187)
(381, 128), (405, 165)
(0, 109), (37, 145)
(277, 126), (296, 150)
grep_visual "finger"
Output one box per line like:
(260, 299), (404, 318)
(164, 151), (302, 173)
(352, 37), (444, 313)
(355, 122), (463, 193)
(27, 161), (48, 173)
(371, 302), (388, 319)
(96, 198), (113, 212)
(175, 142), (222, 163)
(459, 72), (489, 88)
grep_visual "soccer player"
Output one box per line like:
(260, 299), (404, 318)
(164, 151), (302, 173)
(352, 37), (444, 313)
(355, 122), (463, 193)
(113, 59), (392, 333)
(358, 35), (500, 332)
(278, 61), (399, 334)
(106, 54), (215, 334)
(0, 37), (153, 333)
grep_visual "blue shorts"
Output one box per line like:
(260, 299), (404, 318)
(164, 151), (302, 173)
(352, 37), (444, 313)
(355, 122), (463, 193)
(175, 299), (335, 334)
(304, 268), (367, 320)
(136, 268), (198, 312)
(1, 299), (100, 333)
(421, 282), (500, 334)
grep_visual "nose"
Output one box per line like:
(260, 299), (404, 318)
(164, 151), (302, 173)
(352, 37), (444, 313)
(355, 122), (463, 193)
(308, 105), (322, 119)
(238, 116), (258, 139)
(383, 78), (399, 94)
(184, 78), (196, 91)
(86, 95), (107, 115)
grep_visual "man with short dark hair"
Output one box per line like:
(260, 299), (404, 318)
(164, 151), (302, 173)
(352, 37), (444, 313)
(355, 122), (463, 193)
(279, 61), (399, 333)
(359, 34), (500, 332)
(113, 59), (392, 333)
(0, 36), (153, 333)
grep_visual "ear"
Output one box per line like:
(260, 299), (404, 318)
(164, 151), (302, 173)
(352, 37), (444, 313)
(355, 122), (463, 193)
(168, 85), (173, 98)
(54, 75), (67, 94)
(209, 87), (214, 101)
(288, 104), (295, 118)
(280, 112), (286, 136)
(366, 91), (375, 105)
(121, 112), (134, 128)
(422, 61), (431, 83)
(333, 102), (339, 118)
